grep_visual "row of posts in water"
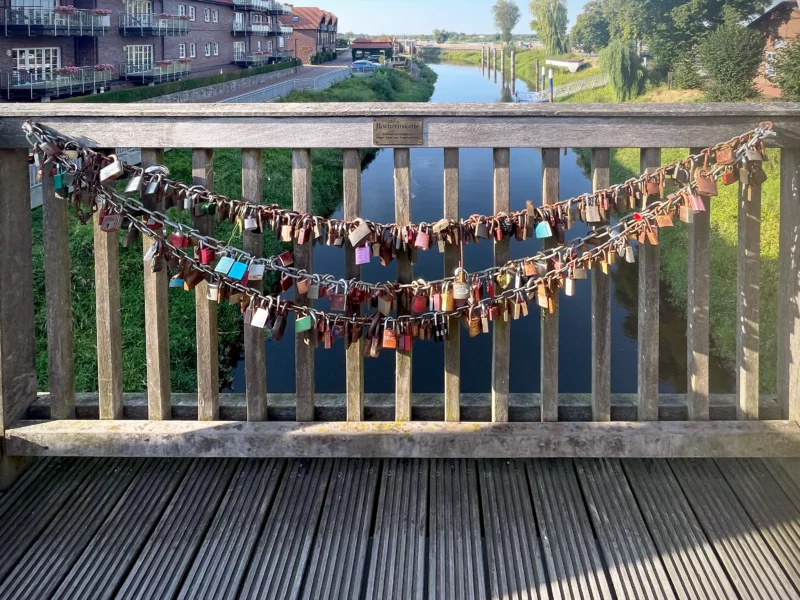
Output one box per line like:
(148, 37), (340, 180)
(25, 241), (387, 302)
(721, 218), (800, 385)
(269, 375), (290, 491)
(479, 46), (555, 102)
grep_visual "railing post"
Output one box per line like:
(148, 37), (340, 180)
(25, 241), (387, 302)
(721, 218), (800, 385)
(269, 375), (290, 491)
(394, 148), (412, 422)
(591, 148), (611, 422)
(0, 149), (37, 434)
(141, 148), (171, 420)
(541, 148), (560, 422)
(343, 149), (364, 421)
(443, 148), (460, 422)
(243, 149), (267, 421)
(779, 148), (800, 421)
(293, 149), (314, 422)
(492, 148), (510, 423)
(639, 148), (661, 421)
(192, 148), (219, 421)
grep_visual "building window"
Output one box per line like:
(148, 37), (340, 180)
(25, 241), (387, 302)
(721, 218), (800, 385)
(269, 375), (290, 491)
(212, 9), (218, 22)
(190, 42), (196, 58)
(765, 51), (777, 77)
(292, 15), (298, 21)
(774, 38), (789, 50)
(125, 45), (153, 72)
(188, 5), (195, 21)
(178, 5), (185, 16)
(12, 48), (60, 79)
(203, 7), (210, 21)
(234, 41), (245, 55)
(213, 42), (219, 56)
(178, 43), (186, 59)
(256, 40), (261, 51)
(279, 37), (284, 48)
(252, 13), (261, 23)
(267, 40), (272, 52)
(204, 42), (211, 57)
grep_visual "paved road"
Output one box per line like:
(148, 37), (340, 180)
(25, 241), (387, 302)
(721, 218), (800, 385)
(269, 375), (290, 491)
(205, 53), (352, 103)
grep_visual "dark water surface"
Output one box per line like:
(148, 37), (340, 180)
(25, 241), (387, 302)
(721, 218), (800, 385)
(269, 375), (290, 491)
(228, 63), (735, 395)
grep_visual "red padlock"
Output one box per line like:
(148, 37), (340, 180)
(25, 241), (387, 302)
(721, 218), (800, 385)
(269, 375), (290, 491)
(169, 232), (189, 248)
(198, 244), (215, 265)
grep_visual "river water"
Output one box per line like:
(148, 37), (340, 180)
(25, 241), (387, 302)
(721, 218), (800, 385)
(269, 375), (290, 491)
(228, 62), (735, 395)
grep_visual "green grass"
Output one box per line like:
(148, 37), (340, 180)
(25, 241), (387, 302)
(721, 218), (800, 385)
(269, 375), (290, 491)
(57, 60), (300, 103)
(576, 147), (780, 393)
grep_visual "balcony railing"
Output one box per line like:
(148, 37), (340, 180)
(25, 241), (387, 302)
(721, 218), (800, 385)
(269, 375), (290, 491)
(1, 66), (114, 100)
(122, 59), (190, 83)
(278, 25), (292, 35)
(1, 7), (110, 36)
(118, 13), (189, 36)
(232, 21), (273, 35)
(232, 52), (274, 67)
(231, 0), (292, 14)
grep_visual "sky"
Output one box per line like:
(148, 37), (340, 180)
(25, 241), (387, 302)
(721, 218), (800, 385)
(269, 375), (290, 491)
(327, 0), (588, 36)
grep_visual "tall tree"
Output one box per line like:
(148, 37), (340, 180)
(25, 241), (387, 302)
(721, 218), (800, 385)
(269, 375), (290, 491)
(698, 19), (764, 101)
(529, 0), (568, 55)
(570, 0), (610, 53)
(492, 0), (521, 45)
(600, 39), (644, 101)
(432, 29), (450, 44)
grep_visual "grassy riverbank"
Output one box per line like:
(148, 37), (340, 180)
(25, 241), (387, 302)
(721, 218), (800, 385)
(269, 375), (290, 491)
(34, 64), (434, 393)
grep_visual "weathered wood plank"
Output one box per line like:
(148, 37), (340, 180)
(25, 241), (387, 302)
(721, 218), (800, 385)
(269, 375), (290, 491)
(8, 419), (800, 459)
(779, 148), (800, 421)
(541, 149), (559, 423)
(576, 459), (677, 599)
(737, 176), (761, 420)
(343, 149), (364, 422)
(688, 148), (711, 421)
(492, 148), (510, 424)
(93, 182), (123, 421)
(444, 148), (460, 423)
(141, 148), (171, 420)
(178, 459), (285, 600)
(116, 459), (238, 600)
(639, 149), (661, 421)
(365, 459), (428, 600)
(591, 149), (611, 422)
(526, 459), (612, 599)
(239, 459), (333, 600)
(670, 459), (797, 598)
(5, 105), (799, 149)
(242, 149), (268, 421)
(623, 459), (737, 599)
(192, 148), (219, 421)
(395, 148), (413, 422)
(302, 459), (379, 600)
(293, 149), (315, 422)
(41, 166), (75, 420)
(57, 459), (191, 600)
(0, 149), (37, 434)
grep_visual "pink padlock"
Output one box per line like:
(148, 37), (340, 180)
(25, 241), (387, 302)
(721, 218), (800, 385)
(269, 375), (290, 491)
(355, 245), (371, 265)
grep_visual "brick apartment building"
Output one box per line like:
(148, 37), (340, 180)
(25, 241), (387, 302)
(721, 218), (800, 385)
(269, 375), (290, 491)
(278, 6), (335, 64)
(749, 0), (800, 98)
(0, 0), (296, 101)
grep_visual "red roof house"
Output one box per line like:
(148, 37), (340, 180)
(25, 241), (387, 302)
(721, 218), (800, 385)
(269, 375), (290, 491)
(279, 7), (339, 64)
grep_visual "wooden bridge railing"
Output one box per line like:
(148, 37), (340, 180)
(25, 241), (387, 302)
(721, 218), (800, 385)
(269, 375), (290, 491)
(1, 103), (800, 460)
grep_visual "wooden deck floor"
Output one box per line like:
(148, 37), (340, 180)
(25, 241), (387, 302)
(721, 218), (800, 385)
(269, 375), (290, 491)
(1, 458), (800, 599)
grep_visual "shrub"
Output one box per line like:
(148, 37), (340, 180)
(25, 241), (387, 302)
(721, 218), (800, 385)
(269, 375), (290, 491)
(369, 71), (395, 101)
(600, 39), (644, 101)
(774, 38), (800, 101)
(698, 22), (763, 102)
(671, 56), (701, 90)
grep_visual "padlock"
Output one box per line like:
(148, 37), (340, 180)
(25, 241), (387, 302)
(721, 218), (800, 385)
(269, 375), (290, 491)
(99, 154), (123, 183)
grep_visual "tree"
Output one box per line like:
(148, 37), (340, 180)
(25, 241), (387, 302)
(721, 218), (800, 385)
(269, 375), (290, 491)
(492, 0), (521, 45)
(529, 0), (568, 55)
(600, 39), (644, 101)
(432, 29), (450, 44)
(698, 20), (763, 101)
(774, 38), (800, 101)
(570, 0), (610, 53)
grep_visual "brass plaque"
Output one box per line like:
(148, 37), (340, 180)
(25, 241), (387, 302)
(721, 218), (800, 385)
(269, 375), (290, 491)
(373, 118), (424, 146)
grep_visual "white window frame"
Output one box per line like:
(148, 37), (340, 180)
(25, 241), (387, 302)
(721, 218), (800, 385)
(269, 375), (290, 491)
(177, 4), (185, 16)
(12, 47), (60, 80)
(204, 42), (211, 57)
(267, 40), (273, 52)
(126, 44), (153, 72)
(765, 50), (777, 77)
(233, 41), (245, 56)
(189, 42), (196, 58)
(178, 43), (186, 59)
(278, 36), (284, 48)
(188, 5), (195, 21)
(252, 13), (261, 23)
(203, 7), (209, 22)
(256, 40), (261, 52)
(212, 8), (218, 22)
(213, 42), (219, 56)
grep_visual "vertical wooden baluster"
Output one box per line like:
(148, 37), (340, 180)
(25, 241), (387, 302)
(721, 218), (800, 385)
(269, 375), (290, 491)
(293, 149), (314, 422)
(141, 148), (171, 420)
(395, 148), (412, 422)
(243, 149), (267, 421)
(737, 161), (762, 420)
(492, 148), (510, 423)
(541, 148), (559, 422)
(779, 148), (800, 422)
(94, 157), (123, 420)
(343, 149), (364, 422)
(639, 148), (661, 421)
(687, 147), (710, 421)
(591, 148), (611, 422)
(41, 167), (75, 419)
(192, 148), (218, 421)
(443, 148), (460, 422)
(0, 149), (37, 433)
